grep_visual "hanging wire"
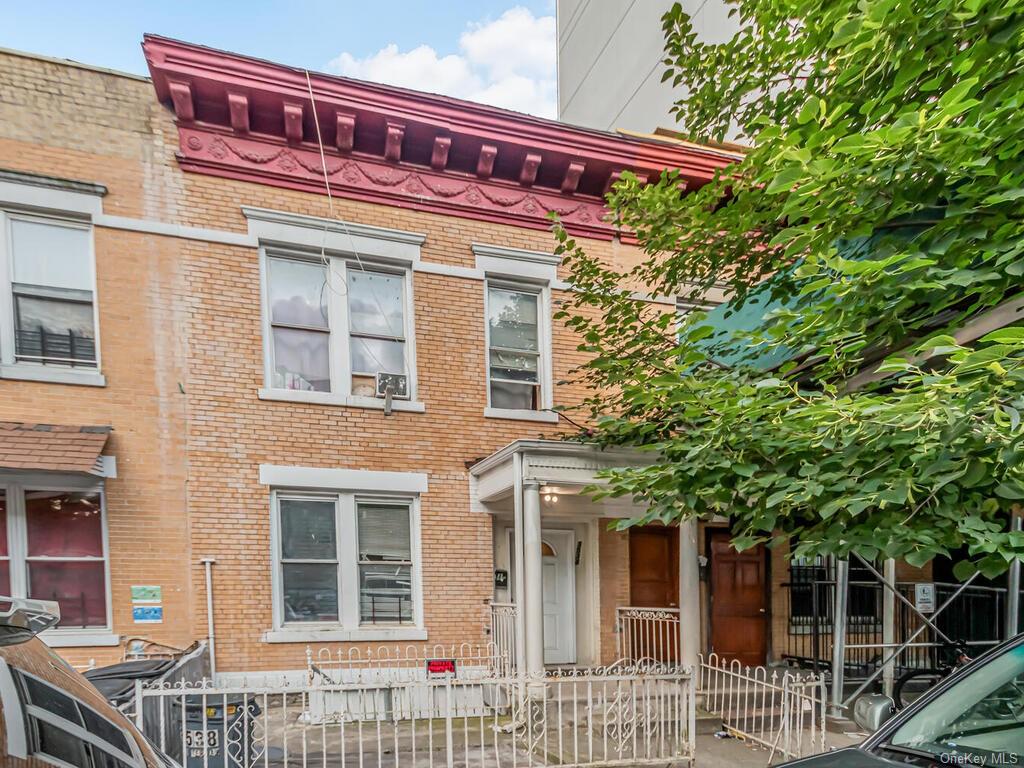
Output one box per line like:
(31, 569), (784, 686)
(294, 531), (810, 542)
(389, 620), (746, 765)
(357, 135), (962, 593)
(303, 69), (413, 379)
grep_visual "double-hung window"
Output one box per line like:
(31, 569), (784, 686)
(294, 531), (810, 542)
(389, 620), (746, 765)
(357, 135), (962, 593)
(357, 501), (414, 624)
(273, 491), (418, 631)
(0, 212), (99, 373)
(263, 251), (413, 402)
(486, 283), (546, 411)
(0, 484), (110, 632)
(267, 256), (331, 392)
(348, 269), (407, 397)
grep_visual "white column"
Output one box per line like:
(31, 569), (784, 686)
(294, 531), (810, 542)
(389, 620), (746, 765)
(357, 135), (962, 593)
(512, 453), (527, 677)
(678, 518), (701, 670)
(523, 481), (545, 677)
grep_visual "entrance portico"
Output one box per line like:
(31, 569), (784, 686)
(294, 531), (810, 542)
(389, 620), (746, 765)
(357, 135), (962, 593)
(470, 440), (702, 675)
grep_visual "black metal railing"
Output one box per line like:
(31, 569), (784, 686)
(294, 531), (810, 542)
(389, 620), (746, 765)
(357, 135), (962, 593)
(360, 593), (413, 624)
(15, 328), (96, 366)
(781, 579), (1015, 679)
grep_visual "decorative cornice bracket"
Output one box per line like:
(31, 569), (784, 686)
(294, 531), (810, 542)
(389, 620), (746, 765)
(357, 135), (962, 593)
(168, 80), (194, 121)
(519, 153), (542, 187)
(283, 103), (303, 145)
(227, 93), (249, 134)
(477, 144), (497, 179)
(385, 120), (405, 163)
(431, 136), (451, 171)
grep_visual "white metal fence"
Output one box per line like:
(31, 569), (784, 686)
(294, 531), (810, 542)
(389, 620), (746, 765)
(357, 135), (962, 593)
(616, 607), (680, 663)
(490, 602), (517, 676)
(699, 654), (826, 764)
(136, 650), (696, 768)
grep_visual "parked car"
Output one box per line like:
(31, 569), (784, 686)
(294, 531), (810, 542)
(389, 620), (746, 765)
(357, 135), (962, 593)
(0, 596), (178, 767)
(782, 633), (1024, 766)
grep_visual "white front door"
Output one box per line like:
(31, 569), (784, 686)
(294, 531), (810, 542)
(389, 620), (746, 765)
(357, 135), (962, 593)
(541, 529), (576, 665)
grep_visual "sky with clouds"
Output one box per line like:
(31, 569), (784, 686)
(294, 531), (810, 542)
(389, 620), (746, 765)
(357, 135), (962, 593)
(0, 1), (557, 117)
(329, 7), (556, 117)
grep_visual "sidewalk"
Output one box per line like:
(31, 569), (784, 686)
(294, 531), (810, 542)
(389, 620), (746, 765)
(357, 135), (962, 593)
(695, 727), (866, 767)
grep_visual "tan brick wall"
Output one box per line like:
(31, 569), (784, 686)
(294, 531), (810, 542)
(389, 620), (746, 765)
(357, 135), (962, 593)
(0, 50), (660, 672)
(598, 521), (630, 664)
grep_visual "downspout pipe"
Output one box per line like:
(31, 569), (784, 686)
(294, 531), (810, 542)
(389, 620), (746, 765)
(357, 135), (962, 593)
(201, 558), (217, 681)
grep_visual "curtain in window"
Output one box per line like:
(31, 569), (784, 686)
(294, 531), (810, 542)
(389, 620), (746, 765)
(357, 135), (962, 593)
(268, 258), (331, 392)
(0, 490), (8, 597)
(24, 491), (105, 628)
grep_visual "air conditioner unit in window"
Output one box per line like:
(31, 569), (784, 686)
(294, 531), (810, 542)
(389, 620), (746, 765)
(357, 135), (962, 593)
(376, 372), (410, 400)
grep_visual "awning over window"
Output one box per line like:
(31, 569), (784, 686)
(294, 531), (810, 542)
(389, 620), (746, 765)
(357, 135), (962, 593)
(0, 422), (111, 474)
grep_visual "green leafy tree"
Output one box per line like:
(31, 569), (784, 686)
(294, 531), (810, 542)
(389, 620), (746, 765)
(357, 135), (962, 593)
(554, 0), (1024, 578)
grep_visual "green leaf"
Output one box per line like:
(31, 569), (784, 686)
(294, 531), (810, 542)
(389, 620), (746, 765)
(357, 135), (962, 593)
(953, 560), (977, 581)
(995, 482), (1024, 500)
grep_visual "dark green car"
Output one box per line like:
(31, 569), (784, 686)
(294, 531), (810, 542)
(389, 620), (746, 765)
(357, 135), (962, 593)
(784, 635), (1024, 767)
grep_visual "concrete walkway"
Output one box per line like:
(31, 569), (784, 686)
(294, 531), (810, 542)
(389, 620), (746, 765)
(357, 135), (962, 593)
(694, 727), (866, 767)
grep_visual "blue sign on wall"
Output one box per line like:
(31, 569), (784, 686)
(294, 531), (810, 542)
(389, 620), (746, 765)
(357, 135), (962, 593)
(132, 605), (164, 624)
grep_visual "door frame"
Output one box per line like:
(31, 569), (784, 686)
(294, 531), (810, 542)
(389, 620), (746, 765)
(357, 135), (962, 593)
(505, 526), (577, 665)
(705, 526), (772, 663)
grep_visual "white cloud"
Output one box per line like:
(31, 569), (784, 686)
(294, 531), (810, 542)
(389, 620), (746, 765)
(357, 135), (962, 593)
(326, 6), (556, 118)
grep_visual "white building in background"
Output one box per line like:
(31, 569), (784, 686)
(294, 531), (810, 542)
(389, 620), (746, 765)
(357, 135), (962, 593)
(556, 0), (737, 134)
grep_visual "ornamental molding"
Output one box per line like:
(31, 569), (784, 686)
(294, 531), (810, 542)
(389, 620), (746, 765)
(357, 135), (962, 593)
(145, 36), (738, 242)
(179, 129), (613, 239)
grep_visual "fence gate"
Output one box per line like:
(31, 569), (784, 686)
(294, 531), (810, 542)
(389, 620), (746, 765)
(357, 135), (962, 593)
(135, 656), (696, 768)
(700, 654), (826, 764)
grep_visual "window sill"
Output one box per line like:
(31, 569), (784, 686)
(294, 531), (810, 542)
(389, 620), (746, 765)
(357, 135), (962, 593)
(258, 388), (425, 413)
(262, 626), (428, 644)
(0, 364), (105, 387)
(484, 407), (559, 424)
(41, 629), (120, 648)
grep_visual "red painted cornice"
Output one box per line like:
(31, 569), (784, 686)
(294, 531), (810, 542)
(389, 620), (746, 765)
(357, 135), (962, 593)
(142, 35), (738, 240)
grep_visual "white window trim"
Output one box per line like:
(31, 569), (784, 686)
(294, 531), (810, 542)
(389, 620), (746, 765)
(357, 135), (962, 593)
(484, 278), (554, 419)
(265, 487), (425, 643)
(0, 480), (115, 647)
(258, 245), (422, 408)
(0, 209), (104, 386)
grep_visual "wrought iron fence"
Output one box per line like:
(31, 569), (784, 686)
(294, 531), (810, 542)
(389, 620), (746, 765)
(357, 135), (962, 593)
(699, 653), (826, 764)
(308, 643), (505, 684)
(615, 607), (680, 663)
(135, 656), (696, 768)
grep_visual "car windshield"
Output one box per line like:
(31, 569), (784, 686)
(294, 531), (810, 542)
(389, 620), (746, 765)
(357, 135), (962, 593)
(885, 643), (1024, 763)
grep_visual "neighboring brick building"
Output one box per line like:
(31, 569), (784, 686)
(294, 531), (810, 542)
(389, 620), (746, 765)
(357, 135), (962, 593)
(0, 37), (750, 678)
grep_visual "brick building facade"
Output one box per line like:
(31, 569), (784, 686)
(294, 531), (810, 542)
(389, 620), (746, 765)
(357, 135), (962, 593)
(0, 38), (756, 677)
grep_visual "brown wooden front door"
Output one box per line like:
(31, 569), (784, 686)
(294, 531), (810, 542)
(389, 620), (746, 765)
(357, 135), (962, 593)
(629, 526), (679, 608)
(709, 529), (767, 666)
(628, 526), (679, 661)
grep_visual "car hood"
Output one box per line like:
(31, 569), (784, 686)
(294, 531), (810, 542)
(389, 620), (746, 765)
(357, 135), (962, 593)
(780, 748), (904, 768)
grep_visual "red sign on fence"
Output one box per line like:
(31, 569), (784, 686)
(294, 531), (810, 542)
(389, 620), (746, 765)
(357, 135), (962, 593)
(426, 658), (457, 675)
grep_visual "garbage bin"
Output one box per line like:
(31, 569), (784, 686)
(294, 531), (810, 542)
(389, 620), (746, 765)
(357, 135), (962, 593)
(180, 696), (261, 768)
